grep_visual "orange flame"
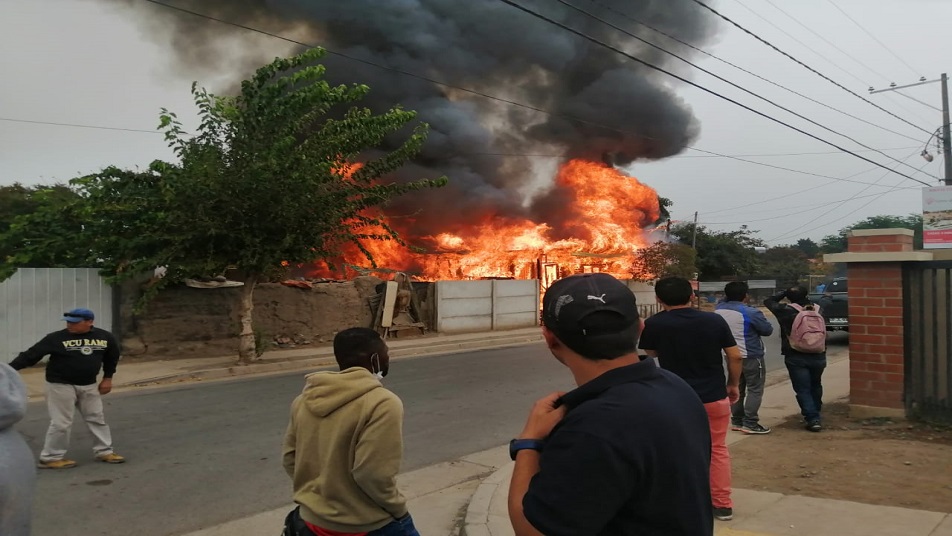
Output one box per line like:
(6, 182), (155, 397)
(310, 159), (660, 280)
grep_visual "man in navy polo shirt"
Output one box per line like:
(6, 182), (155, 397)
(508, 273), (713, 536)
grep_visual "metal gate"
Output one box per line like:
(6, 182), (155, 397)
(0, 268), (114, 361)
(904, 261), (952, 423)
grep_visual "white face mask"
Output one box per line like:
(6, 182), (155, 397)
(370, 353), (385, 380)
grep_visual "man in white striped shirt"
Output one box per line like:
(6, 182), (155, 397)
(715, 282), (774, 435)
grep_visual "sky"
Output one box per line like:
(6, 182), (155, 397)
(1, 0), (949, 246)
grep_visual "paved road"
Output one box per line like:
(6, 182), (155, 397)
(18, 318), (843, 536)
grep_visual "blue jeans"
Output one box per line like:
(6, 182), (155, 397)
(368, 514), (420, 536)
(784, 354), (827, 422)
(285, 508), (420, 536)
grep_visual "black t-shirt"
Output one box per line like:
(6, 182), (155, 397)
(638, 308), (737, 403)
(9, 327), (121, 385)
(523, 361), (713, 536)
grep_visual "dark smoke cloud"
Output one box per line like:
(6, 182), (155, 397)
(110, 0), (718, 239)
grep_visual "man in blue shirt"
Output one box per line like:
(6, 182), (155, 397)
(715, 282), (774, 435)
(508, 273), (713, 535)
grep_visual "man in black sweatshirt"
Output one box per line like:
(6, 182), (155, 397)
(9, 308), (125, 469)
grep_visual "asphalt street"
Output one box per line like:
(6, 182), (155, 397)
(17, 317), (839, 536)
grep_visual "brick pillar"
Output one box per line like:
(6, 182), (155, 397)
(841, 229), (911, 418)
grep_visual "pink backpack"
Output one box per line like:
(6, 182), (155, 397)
(788, 303), (826, 353)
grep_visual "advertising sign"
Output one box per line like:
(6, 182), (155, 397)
(922, 186), (952, 249)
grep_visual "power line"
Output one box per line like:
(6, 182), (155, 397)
(766, 151), (929, 242)
(557, 0), (929, 178)
(731, 0), (936, 127)
(693, 190), (909, 225)
(495, 0), (932, 186)
(0, 117), (161, 134)
(700, 152), (929, 225)
(138, 0), (922, 190)
(698, 149), (933, 217)
(674, 146), (919, 158)
(588, 1), (926, 144)
(825, 0), (922, 79)
(761, 0), (889, 84)
(692, 0), (933, 136)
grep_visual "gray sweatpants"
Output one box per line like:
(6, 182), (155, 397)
(40, 382), (114, 461)
(731, 358), (766, 427)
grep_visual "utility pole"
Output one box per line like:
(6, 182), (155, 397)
(691, 211), (698, 249)
(870, 73), (952, 185)
(941, 73), (952, 185)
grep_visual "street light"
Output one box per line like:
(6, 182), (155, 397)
(869, 73), (952, 186)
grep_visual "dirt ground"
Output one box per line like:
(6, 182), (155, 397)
(731, 402), (952, 513)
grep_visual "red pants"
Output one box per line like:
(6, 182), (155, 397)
(705, 397), (732, 508)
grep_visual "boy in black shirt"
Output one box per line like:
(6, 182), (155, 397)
(10, 308), (125, 469)
(639, 277), (742, 521)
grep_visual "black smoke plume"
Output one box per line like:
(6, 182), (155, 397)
(109, 0), (718, 239)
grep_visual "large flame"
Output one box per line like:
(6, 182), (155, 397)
(311, 159), (660, 280)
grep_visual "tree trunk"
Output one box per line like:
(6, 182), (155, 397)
(236, 275), (258, 364)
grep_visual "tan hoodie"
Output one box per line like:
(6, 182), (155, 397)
(283, 367), (408, 532)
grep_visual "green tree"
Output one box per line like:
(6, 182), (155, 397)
(670, 224), (765, 280)
(0, 183), (85, 279)
(759, 246), (810, 287)
(632, 241), (697, 281)
(5, 49), (447, 363)
(819, 214), (923, 253)
(793, 237), (820, 259)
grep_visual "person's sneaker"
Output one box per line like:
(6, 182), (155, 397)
(713, 507), (733, 521)
(37, 459), (77, 469)
(730, 421), (744, 431)
(96, 453), (126, 464)
(805, 421), (822, 432)
(741, 423), (772, 435)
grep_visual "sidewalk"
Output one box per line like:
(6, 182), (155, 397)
(463, 353), (952, 536)
(16, 327), (544, 399)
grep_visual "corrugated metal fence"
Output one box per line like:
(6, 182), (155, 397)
(904, 261), (952, 424)
(0, 268), (114, 360)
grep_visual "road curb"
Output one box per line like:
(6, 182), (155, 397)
(124, 332), (544, 389)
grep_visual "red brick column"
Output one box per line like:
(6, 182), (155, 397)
(847, 264), (904, 411)
(839, 229), (912, 416)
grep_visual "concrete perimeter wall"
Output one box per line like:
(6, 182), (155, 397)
(435, 280), (540, 334)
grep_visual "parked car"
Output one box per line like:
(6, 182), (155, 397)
(808, 277), (848, 332)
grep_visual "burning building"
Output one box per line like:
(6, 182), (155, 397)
(106, 0), (718, 281)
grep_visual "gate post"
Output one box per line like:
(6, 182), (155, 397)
(824, 229), (932, 419)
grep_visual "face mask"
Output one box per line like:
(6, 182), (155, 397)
(370, 353), (385, 380)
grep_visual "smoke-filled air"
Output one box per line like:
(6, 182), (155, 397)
(108, 0), (720, 279)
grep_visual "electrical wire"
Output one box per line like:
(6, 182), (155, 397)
(694, 191), (909, 225)
(138, 0), (922, 190)
(588, 0), (926, 144)
(825, 0), (922, 79)
(730, 0), (936, 127)
(0, 117), (160, 134)
(557, 0), (929, 178)
(761, 0), (889, 84)
(495, 0), (932, 186)
(700, 151), (930, 225)
(691, 0), (933, 136)
(766, 151), (931, 242)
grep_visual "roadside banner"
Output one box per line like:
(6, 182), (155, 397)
(922, 186), (952, 249)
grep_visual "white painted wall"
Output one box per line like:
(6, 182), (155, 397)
(624, 280), (659, 318)
(435, 279), (539, 333)
(0, 268), (114, 360)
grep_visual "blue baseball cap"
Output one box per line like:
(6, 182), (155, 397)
(63, 308), (95, 322)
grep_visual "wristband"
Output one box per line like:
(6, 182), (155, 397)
(509, 438), (545, 460)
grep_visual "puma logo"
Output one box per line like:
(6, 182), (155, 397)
(587, 294), (607, 303)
